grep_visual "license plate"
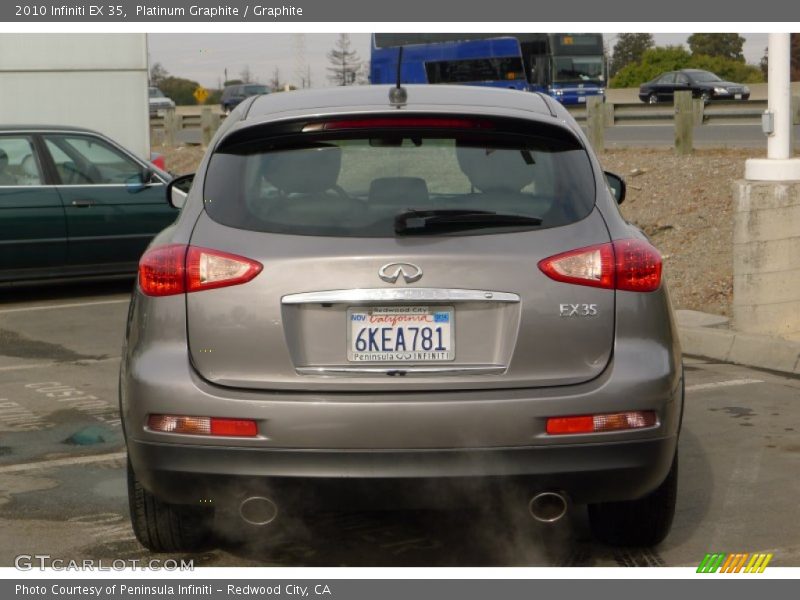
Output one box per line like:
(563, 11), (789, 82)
(577, 96), (587, 103)
(735, 93), (742, 100)
(347, 306), (454, 362)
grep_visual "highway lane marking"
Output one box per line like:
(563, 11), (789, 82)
(0, 298), (129, 315)
(0, 357), (120, 372)
(686, 378), (764, 392)
(0, 451), (127, 474)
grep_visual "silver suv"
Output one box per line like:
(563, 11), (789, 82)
(121, 84), (683, 553)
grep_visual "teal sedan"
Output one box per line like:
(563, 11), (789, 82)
(0, 126), (177, 285)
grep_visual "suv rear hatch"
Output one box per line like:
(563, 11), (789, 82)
(183, 114), (614, 391)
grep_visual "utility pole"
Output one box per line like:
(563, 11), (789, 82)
(745, 33), (800, 180)
(294, 33), (308, 88)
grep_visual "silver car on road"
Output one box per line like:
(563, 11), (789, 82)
(121, 84), (683, 552)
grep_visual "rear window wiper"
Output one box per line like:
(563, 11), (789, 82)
(394, 209), (542, 235)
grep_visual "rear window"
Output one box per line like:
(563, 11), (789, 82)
(203, 120), (596, 237)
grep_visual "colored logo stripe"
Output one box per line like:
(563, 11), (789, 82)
(697, 553), (726, 573)
(698, 552), (772, 573)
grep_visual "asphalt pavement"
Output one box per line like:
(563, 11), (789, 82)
(1, 282), (798, 567)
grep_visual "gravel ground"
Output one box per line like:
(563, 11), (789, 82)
(598, 148), (754, 317)
(161, 145), (750, 317)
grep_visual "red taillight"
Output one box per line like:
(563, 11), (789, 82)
(537, 239), (662, 292)
(138, 244), (186, 297)
(303, 117), (494, 132)
(546, 411), (657, 435)
(613, 239), (663, 292)
(138, 245), (262, 297)
(148, 414), (258, 437)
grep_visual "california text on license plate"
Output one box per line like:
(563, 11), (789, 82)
(347, 306), (454, 362)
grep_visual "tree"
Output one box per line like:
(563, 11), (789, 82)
(239, 65), (254, 83)
(269, 67), (284, 92)
(689, 54), (764, 84)
(611, 46), (693, 88)
(688, 33), (745, 62)
(610, 33), (654, 77)
(158, 76), (203, 105)
(149, 62), (168, 87)
(327, 33), (362, 86)
(756, 34), (799, 81)
(794, 33), (800, 81)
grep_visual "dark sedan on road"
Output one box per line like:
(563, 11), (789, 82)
(0, 126), (177, 286)
(639, 69), (751, 104)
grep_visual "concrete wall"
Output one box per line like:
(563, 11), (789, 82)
(733, 180), (800, 338)
(0, 34), (149, 159)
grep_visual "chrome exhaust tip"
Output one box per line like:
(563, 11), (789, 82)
(239, 496), (278, 526)
(528, 492), (568, 523)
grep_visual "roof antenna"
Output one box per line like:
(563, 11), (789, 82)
(389, 46), (407, 107)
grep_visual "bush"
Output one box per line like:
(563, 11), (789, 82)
(611, 46), (692, 88)
(611, 46), (765, 88)
(158, 76), (203, 106)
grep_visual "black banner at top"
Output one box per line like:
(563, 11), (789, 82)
(0, 0), (797, 22)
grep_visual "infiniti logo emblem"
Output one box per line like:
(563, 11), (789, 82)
(378, 262), (423, 284)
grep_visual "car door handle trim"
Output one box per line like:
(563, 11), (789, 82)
(71, 199), (95, 207)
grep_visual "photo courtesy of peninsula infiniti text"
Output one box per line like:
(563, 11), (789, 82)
(120, 84), (684, 552)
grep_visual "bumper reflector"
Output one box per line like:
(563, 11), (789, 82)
(546, 411), (656, 435)
(148, 414), (258, 437)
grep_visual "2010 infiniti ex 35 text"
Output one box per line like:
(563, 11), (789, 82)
(120, 84), (683, 552)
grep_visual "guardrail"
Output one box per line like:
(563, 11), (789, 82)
(566, 99), (779, 126)
(569, 93), (800, 154)
(151, 95), (800, 153)
(150, 108), (224, 146)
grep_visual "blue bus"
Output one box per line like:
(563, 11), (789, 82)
(371, 33), (606, 105)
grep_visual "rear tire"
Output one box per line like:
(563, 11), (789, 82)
(127, 460), (213, 552)
(588, 453), (678, 547)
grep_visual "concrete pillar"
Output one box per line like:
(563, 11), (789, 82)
(733, 181), (800, 337)
(163, 108), (178, 147)
(586, 96), (604, 151)
(674, 91), (694, 155)
(733, 33), (800, 338)
(200, 106), (217, 147)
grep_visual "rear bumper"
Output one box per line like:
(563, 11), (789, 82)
(121, 286), (683, 509)
(128, 434), (678, 507)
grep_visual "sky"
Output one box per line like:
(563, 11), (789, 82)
(147, 33), (770, 91)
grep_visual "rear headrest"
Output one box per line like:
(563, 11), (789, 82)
(368, 177), (429, 206)
(263, 145), (341, 194)
(21, 155), (38, 177)
(456, 146), (537, 193)
(0, 149), (8, 171)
